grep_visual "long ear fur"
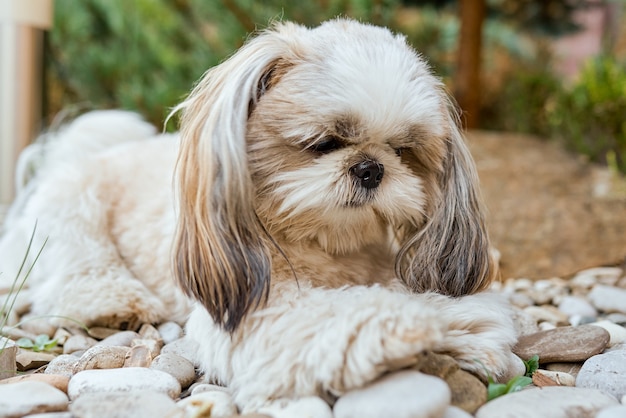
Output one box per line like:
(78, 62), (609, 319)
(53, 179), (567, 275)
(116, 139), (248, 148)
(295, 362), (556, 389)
(396, 105), (495, 296)
(171, 23), (301, 332)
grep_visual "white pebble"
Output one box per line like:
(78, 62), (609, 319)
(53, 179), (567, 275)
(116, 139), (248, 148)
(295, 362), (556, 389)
(256, 396), (332, 418)
(589, 285), (626, 314)
(157, 322), (184, 345)
(443, 406), (473, 418)
(190, 383), (230, 396)
(68, 367), (181, 400)
(178, 391), (237, 418)
(333, 371), (450, 418)
(590, 320), (626, 347)
(558, 296), (597, 318)
(73, 345), (130, 372)
(0, 381), (68, 417)
(150, 352), (196, 389)
(596, 404), (626, 418)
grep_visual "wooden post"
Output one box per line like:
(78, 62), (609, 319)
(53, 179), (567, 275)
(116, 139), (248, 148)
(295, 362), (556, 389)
(0, 0), (53, 218)
(455, 0), (485, 129)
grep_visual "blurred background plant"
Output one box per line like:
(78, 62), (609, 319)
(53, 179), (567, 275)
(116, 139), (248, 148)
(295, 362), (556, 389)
(44, 0), (626, 172)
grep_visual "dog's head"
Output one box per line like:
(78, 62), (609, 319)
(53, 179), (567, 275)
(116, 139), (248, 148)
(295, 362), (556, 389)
(173, 19), (495, 331)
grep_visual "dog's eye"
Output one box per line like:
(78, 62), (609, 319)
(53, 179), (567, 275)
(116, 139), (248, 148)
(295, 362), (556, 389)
(395, 147), (408, 157)
(312, 137), (345, 154)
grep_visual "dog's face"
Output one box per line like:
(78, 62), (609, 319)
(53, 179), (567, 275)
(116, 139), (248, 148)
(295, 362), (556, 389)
(246, 25), (449, 254)
(173, 20), (495, 331)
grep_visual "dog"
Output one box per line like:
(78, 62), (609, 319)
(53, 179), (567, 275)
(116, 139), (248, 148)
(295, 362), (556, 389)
(0, 19), (517, 411)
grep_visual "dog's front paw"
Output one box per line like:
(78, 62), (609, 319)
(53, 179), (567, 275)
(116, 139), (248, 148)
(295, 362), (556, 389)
(336, 302), (446, 392)
(31, 273), (165, 330)
(429, 292), (519, 382)
(456, 349), (526, 384)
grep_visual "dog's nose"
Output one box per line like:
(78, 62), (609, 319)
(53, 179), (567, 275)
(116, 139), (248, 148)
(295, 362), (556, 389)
(350, 160), (384, 189)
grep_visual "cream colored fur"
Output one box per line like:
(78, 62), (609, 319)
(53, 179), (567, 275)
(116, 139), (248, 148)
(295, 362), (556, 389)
(0, 19), (518, 411)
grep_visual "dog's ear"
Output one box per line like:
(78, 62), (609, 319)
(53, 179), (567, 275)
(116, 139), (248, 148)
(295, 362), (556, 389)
(171, 23), (299, 332)
(396, 105), (496, 296)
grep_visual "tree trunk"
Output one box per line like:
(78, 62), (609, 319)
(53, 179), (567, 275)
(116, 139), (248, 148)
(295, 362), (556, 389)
(455, 0), (485, 129)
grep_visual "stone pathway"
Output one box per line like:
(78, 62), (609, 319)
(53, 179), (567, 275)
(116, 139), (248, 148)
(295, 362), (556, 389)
(1, 265), (626, 417)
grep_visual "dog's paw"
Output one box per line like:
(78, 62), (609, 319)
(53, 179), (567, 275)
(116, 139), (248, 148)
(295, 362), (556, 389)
(32, 273), (165, 330)
(456, 349), (525, 384)
(428, 292), (519, 383)
(337, 302), (446, 392)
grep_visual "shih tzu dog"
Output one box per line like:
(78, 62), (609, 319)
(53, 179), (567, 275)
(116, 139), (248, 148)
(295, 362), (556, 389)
(0, 19), (517, 410)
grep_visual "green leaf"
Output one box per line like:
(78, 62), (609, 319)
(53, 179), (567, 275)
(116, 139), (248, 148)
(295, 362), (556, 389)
(42, 339), (58, 351)
(15, 338), (34, 348)
(487, 383), (508, 401)
(523, 355), (539, 376)
(505, 375), (533, 393)
(488, 374), (533, 401)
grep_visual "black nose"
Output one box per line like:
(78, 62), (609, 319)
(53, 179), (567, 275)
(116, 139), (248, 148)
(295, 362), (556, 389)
(350, 160), (384, 189)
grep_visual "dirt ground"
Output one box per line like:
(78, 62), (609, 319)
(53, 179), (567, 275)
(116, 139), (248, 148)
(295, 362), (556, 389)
(467, 130), (626, 280)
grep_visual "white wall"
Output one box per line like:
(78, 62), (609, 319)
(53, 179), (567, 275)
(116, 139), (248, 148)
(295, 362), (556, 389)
(0, 0), (53, 218)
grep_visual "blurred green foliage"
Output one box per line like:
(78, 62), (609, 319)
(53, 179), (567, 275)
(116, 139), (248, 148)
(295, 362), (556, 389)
(45, 0), (626, 173)
(45, 0), (399, 129)
(484, 54), (626, 174)
(547, 57), (626, 173)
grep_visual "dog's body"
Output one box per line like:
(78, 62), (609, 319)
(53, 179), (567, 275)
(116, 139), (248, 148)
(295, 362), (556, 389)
(0, 19), (517, 410)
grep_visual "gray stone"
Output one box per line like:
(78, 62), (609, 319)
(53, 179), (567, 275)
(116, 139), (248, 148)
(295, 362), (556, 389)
(45, 354), (80, 377)
(605, 313), (626, 326)
(590, 320), (626, 347)
(157, 322), (184, 344)
(475, 386), (618, 418)
(256, 396), (332, 418)
(150, 352), (196, 389)
(68, 367), (181, 400)
(189, 383), (230, 396)
(333, 371), (450, 418)
(123, 344), (152, 368)
(69, 390), (183, 418)
(131, 338), (161, 358)
(0, 381), (69, 417)
(160, 337), (197, 363)
(510, 308), (540, 337)
(545, 362), (583, 379)
(72, 345), (130, 372)
(588, 285), (626, 314)
(513, 325), (610, 362)
(597, 405), (626, 418)
(52, 328), (72, 346)
(97, 330), (140, 347)
(177, 391), (237, 417)
(0, 373), (70, 393)
(557, 296), (598, 318)
(523, 305), (569, 325)
(577, 267), (624, 285)
(443, 406), (473, 418)
(86, 327), (120, 340)
(138, 323), (162, 342)
(63, 335), (98, 355)
(508, 292), (535, 309)
(576, 350), (626, 399)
